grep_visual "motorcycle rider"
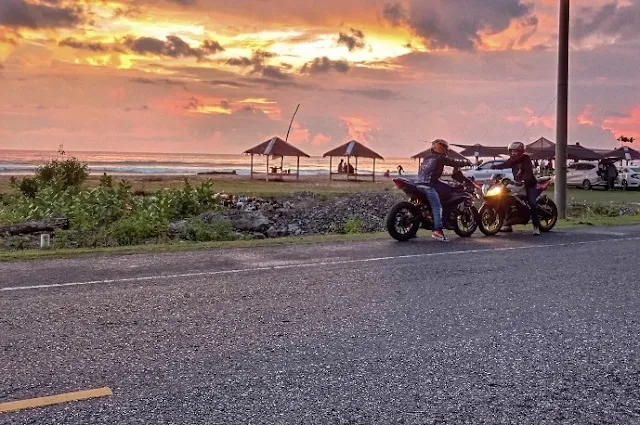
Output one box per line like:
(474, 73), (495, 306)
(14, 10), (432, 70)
(417, 139), (472, 241)
(490, 141), (541, 235)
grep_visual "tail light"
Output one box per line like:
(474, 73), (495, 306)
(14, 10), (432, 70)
(393, 179), (405, 188)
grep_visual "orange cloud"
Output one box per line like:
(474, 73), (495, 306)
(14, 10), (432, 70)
(577, 104), (595, 126)
(603, 106), (640, 140)
(340, 115), (374, 143)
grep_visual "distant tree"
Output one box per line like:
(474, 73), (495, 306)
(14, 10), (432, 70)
(617, 135), (636, 144)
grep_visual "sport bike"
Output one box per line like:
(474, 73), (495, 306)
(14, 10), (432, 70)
(386, 169), (480, 241)
(477, 173), (558, 236)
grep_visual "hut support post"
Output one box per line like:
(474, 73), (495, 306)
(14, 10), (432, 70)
(373, 158), (376, 182)
(347, 156), (350, 181)
(266, 155), (270, 182)
(296, 157), (300, 180)
(329, 157), (333, 180)
(355, 157), (358, 181)
(250, 154), (254, 180)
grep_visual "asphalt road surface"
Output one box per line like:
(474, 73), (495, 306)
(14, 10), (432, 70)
(1, 225), (640, 424)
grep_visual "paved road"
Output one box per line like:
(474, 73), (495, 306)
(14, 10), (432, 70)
(1, 226), (640, 424)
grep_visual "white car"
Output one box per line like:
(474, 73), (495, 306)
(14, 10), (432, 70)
(566, 162), (606, 190)
(463, 160), (514, 183)
(617, 165), (640, 190)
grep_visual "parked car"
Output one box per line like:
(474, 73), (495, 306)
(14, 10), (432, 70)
(566, 162), (607, 190)
(463, 160), (514, 182)
(616, 165), (640, 190)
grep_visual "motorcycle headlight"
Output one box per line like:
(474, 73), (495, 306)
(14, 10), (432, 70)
(485, 186), (503, 197)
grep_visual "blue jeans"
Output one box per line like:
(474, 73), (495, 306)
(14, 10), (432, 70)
(421, 181), (452, 231)
(526, 187), (541, 228)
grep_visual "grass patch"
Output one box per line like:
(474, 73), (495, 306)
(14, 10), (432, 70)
(0, 232), (389, 262)
(3, 215), (640, 262)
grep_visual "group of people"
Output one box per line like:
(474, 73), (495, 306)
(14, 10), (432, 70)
(418, 139), (540, 242)
(336, 159), (355, 174)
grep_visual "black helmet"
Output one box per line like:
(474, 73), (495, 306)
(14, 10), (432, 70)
(508, 141), (525, 157)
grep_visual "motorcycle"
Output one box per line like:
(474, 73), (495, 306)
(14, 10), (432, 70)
(386, 169), (480, 241)
(477, 173), (558, 236)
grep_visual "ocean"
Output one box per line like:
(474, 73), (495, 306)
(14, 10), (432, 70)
(0, 150), (420, 177)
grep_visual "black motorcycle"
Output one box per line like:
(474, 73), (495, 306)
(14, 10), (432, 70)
(477, 173), (558, 235)
(386, 169), (480, 241)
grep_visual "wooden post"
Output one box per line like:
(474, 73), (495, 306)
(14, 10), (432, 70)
(373, 158), (376, 182)
(280, 156), (284, 173)
(250, 154), (254, 179)
(347, 156), (350, 181)
(266, 155), (270, 182)
(329, 157), (333, 181)
(355, 157), (358, 181)
(296, 156), (300, 180)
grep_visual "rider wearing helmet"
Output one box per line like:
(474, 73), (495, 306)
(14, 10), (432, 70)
(417, 139), (472, 241)
(490, 141), (541, 235)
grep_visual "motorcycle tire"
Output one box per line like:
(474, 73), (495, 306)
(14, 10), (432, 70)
(537, 198), (558, 232)
(453, 205), (479, 237)
(385, 201), (421, 242)
(478, 204), (504, 236)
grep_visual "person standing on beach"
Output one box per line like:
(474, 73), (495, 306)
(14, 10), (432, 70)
(338, 159), (344, 173)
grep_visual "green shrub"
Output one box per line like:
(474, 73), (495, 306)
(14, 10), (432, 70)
(343, 216), (365, 234)
(35, 145), (88, 191)
(182, 216), (235, 242)
(108, 211), (168, 246)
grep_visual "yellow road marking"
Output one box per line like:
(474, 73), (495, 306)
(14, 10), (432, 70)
(0, 387), (112, 414)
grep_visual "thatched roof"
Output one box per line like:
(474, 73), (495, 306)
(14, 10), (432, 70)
(243, 136), (310, 158)
(454, 143), (508, 157)
(412, 148), (468, 162)
(527, 137), (555, 152)
(323, 140), (384, 160)
(602, 146), (640, 160)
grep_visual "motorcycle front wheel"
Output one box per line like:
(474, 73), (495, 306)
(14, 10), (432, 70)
(385, 201), (421, 241)
(453, 204), (479, 237)
(478, 204), (504, 236)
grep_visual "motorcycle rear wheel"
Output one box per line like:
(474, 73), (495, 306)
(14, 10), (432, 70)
(386, 201), (421, 241)
(537, 198), (558, 232)
(478, 204), (504, 236)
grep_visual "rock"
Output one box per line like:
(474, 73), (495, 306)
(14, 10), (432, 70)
(252, 232), (266, 239)
(231, 211), (272, 233)
(287, 223), (303, 236)
(168, 220), (187, 234)
(266, 226), (287, 238)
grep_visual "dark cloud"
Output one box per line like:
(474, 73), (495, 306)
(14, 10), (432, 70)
(383, 0), (536, 51)
(301, 57), (350, 74)
(337, 28), (366, 51)
(122, 35), (224, 61)
(382, 2), (406, 26)
(261, 65), (290, 80)
(573, 1), (640, 43)
(226, 50), (290, 79)
(124, 105), (150, 112)
(0, 0), (84, 29)
(130, 77), (186, 87)
(59, 37), (108, 52)
(338, 88), (401, 100)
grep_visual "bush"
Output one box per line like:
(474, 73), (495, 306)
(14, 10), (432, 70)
(343, 216), (365, 234)
(108, 211), (169, 246)
(182, 216), (235, 242)
(35, 145), (88, 191)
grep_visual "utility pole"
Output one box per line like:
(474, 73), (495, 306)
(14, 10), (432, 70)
(555, 0), (570, 218)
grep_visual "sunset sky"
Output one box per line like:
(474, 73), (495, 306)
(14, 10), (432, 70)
(1, 0), (639, 155)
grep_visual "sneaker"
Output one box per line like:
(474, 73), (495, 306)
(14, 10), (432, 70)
(432, 230), (448, 242)
(533, 227), (541, 236)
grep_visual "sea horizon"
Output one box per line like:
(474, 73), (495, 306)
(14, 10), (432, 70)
(0, 149), (423, 176)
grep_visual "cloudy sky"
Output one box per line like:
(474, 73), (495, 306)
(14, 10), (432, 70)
(1, 0), (639, 155)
